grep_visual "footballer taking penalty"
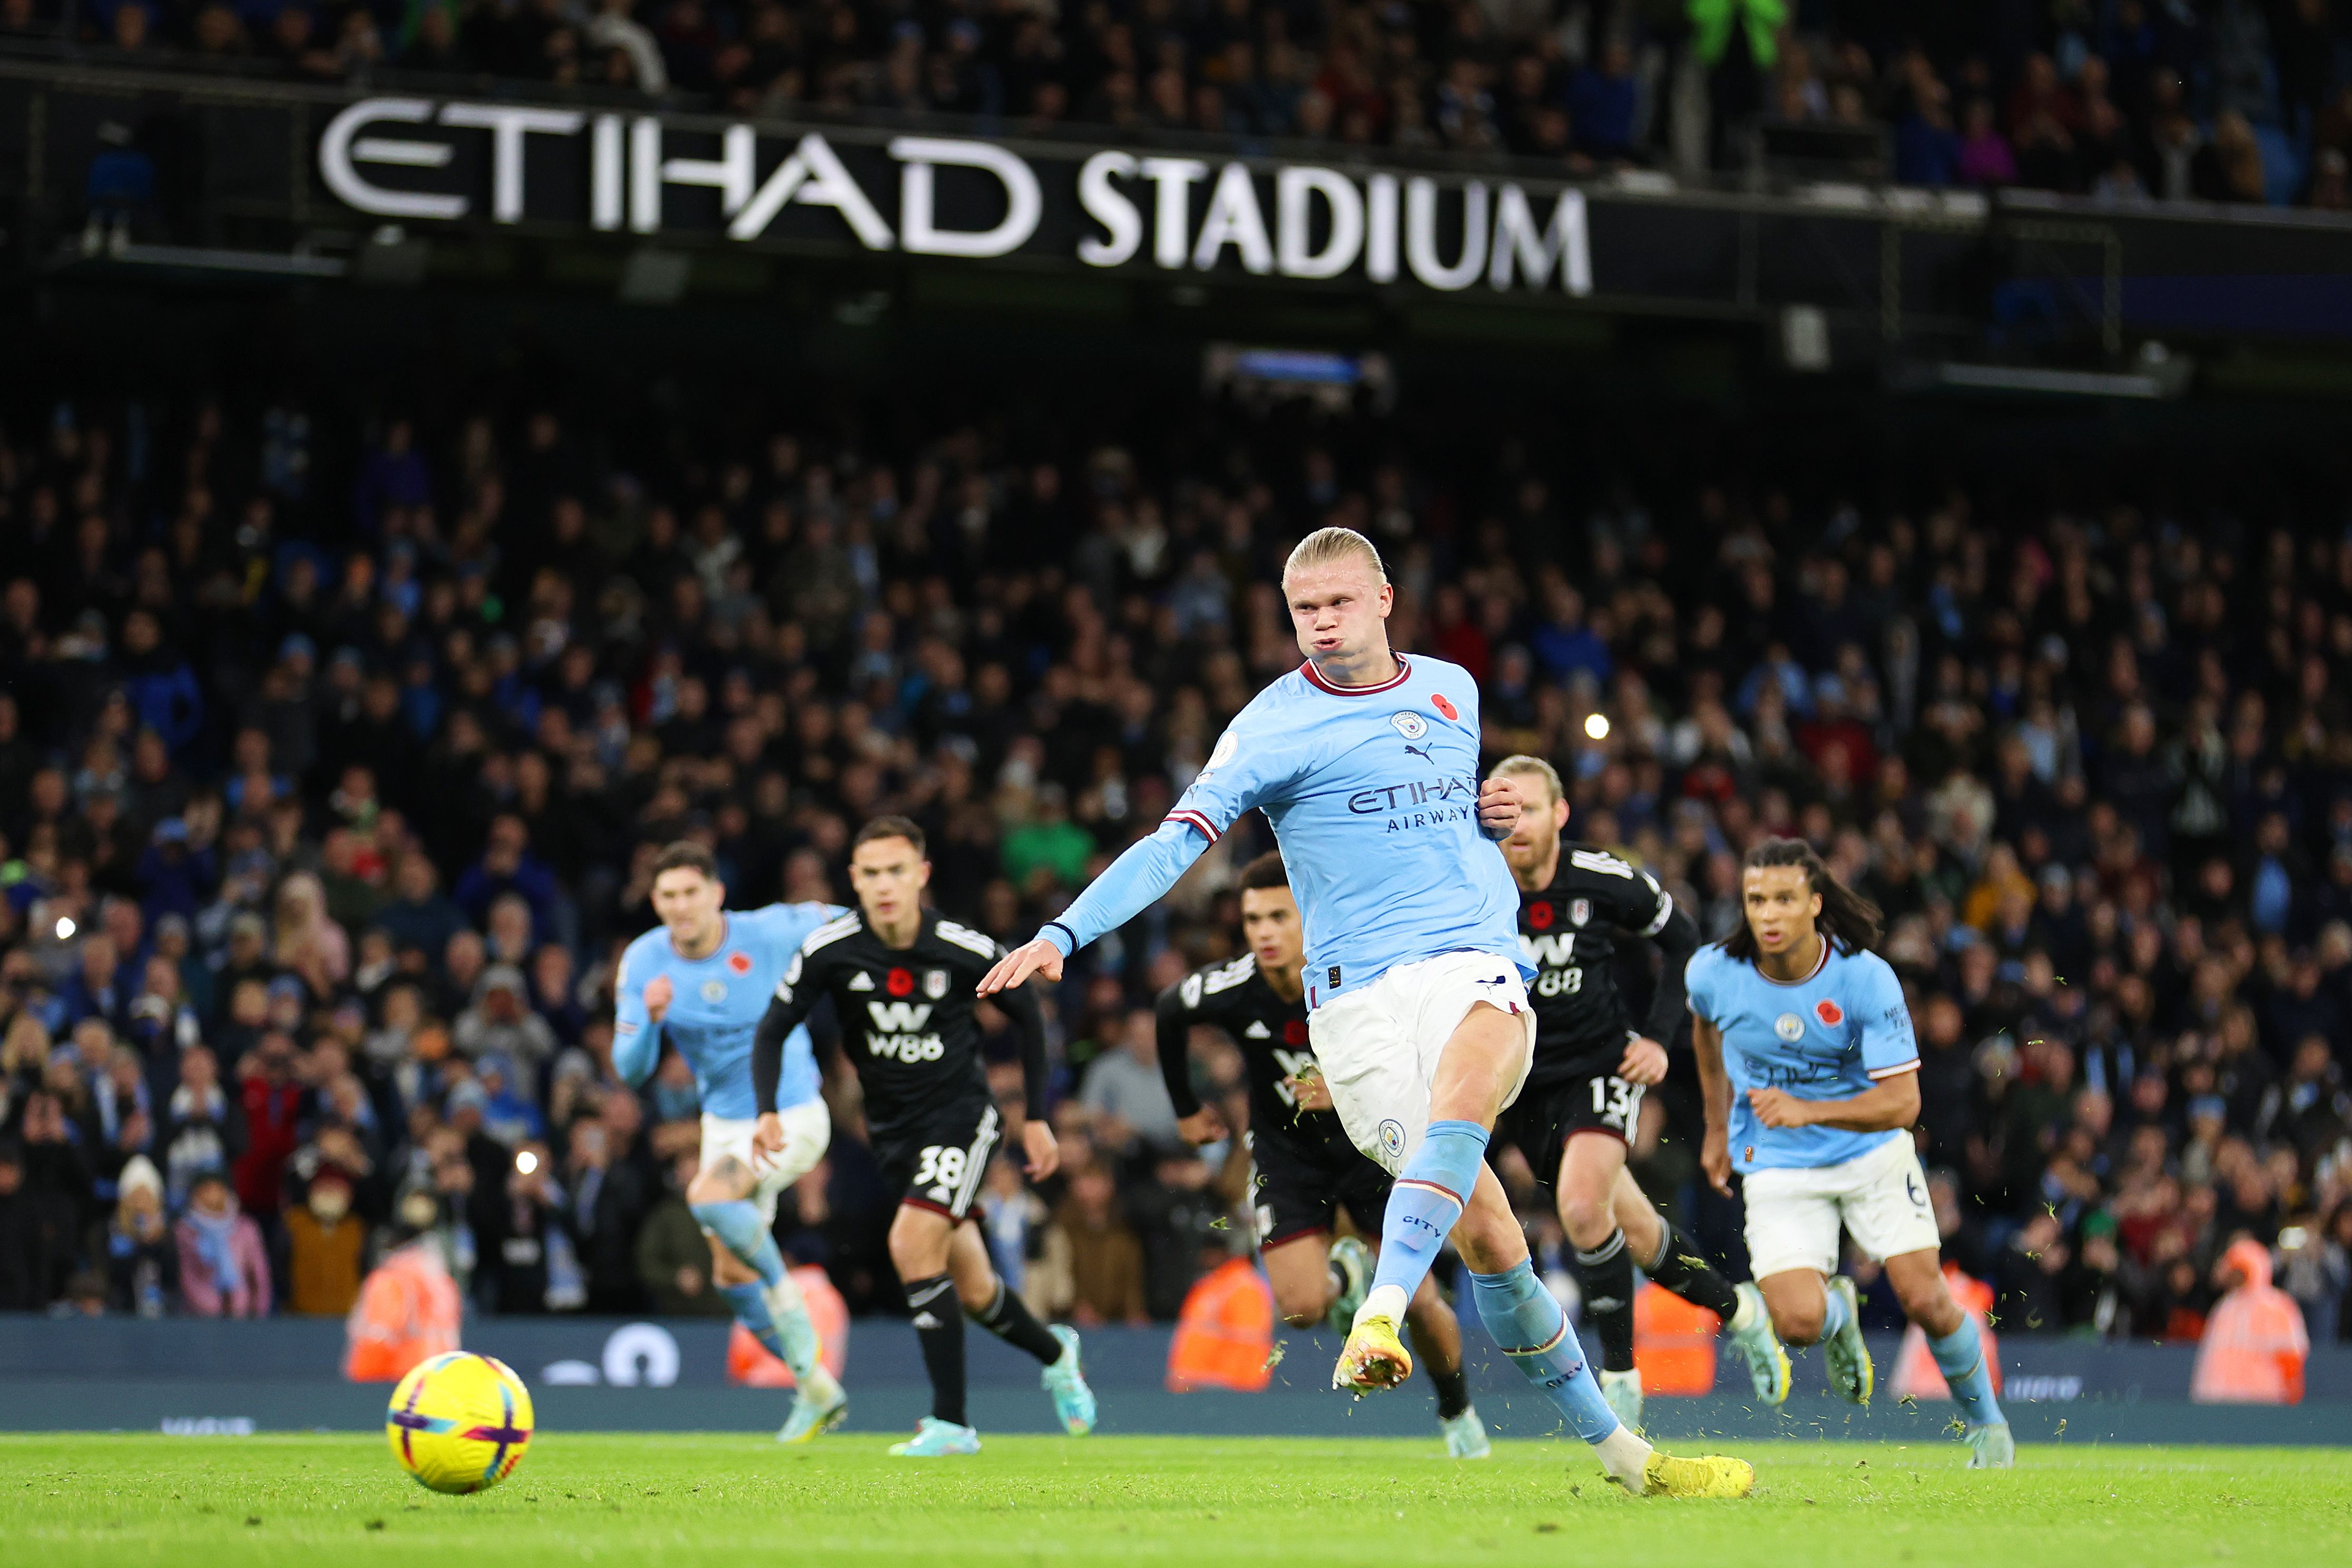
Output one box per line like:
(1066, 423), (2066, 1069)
(1486, 756), (1788, 1430)
(753, 818), (1094, 1458)
(1690, 837), (2013, 1468)
(1157, 851), (1491, 1459)
(612, 841), (849, 1443)
(981, 526), (1751, 1498)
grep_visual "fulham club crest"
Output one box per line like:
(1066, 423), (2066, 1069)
(924, 970), (949, 999)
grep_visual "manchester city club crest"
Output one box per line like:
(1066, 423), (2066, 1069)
(1389, 711), (1428, 740)
(1378, 1119), (1408, 1159)
(701, 979), (728, 1003)
(925, 970), (949, 999)
(1773, 1012), (1805, 1042)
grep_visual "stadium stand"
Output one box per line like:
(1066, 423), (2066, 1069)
(0, 360), (2347, 1360)
(3, 0), (2351, 205)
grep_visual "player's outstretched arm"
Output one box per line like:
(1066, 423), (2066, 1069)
(977, 936), (1064, 997)
(977, 819), (1214, 994)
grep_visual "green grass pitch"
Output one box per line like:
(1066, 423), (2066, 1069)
(3, 1433), (2343, 1567)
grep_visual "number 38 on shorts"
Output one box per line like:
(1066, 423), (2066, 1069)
(911, 1143), (969, 1199)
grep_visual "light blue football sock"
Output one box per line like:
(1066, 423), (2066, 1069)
(1471, 1259), (1621, 1443)
(717, 1280), (787, 1359)
(693, 1199), (786, 1286)
(1929, 1316), (2006, 1427)
(1367, 1120), (1488, 1307)
(1818, 1274), (1854, 1340)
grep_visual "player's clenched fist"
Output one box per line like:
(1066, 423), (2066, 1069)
(977, 936), (1064, 996)
(1618, 1035), (1670, 1086)
(1021, 1119), (1060, 1179)
(749, 1110), (787, 1171)
(643, 973), (674, 1023)
(1476, 774), (1523, 840)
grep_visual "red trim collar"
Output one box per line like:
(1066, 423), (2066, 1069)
(1299, 654), (1412, 695)
(1756, 938), (1832, 987)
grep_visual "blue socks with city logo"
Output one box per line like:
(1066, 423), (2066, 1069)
(1471, 1259), (1622, 1443)
(1365, 1120), (1488, 1318)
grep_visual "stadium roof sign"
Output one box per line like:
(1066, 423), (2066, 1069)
(317, 97), (1590, 299)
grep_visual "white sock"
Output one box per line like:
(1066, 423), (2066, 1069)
(1727, 1289), (1759, 1334)
(1357, 1283), (1409, 1327)
(1593, 1425), (1652, 1488)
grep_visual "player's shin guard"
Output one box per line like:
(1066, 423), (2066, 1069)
(1928, 1316), (2006, 1428)
(1641, 1220), (1741, 1320)
(1470, 1259), (1624, 1447)
(1365, 1121), (1488, 1321)
(1574, 1228), (1639, 1375)
(692, 1199), (786, 1286)
(905, 1272), (968, 1427)
(968, 1279), (1064, 1365)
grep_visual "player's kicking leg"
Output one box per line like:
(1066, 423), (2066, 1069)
(1270, 1231), (1488, 1458)
(1554, 1136), (1789, 1428)
(1327, 967), (1751, 1496)
(689, 1113), (845, 1444)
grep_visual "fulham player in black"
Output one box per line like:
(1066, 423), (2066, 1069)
(752, 817), (1096, 1457)
(1485, 756), (1788, 1430)
(1157, 852), (1491, 1458)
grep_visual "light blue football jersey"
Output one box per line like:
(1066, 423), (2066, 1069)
(612, 903), (845, 1118)
(1685, 939), (1919, 1172)
(1164, 654), (1530, 1002)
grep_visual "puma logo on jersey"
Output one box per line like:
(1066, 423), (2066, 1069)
(847, 972), (875, 991)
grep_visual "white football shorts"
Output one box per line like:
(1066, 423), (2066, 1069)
(699, 1097), (831, 1225)
(1309, 950), (1536, 1176)
(1739, 1131), (1941, 1279)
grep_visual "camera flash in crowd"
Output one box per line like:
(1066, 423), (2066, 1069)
(515, 1151), (540, 1176)
(54, 917), (75, 940)
(1583, 713), (1611, 741)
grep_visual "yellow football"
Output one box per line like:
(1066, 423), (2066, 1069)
(385, 1352), (536, 1495)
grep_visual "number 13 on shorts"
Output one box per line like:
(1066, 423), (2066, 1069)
(1591, 1074), (1640, 1130)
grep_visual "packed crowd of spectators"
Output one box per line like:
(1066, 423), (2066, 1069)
(0, 374), (2349, 1353)
(8, 0), (2352, 204)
